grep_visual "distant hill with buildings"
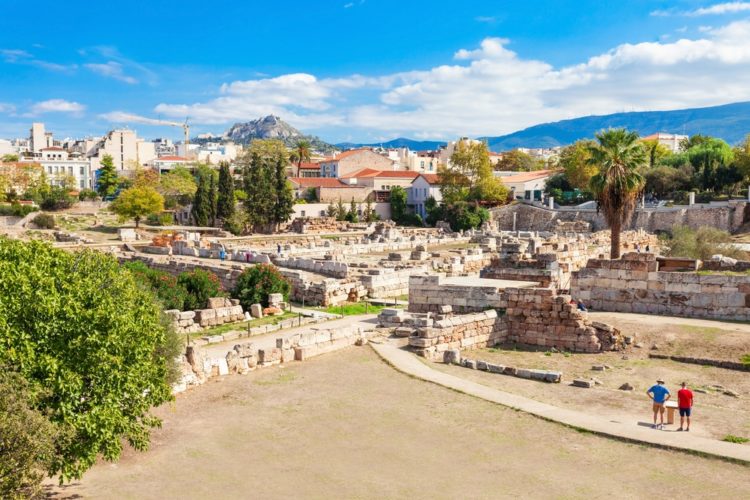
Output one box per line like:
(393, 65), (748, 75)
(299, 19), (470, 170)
(481, 101), (750, 151)
(334, 138), (447, 151)
(221, 115), (335, 152)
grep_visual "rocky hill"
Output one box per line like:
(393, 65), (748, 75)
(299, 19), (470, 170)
(221, 115), (335, 152)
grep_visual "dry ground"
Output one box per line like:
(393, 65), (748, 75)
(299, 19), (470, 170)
(433, 314), (750, 441)
(50, 347), (749, 499)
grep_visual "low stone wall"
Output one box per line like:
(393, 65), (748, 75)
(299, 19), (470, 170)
(491, 201), (749, 234)
(407, 310), (507, 358)
(408, 275), (518, 314)
(165, 298), (246, 334)
(571, 252), (750, 321)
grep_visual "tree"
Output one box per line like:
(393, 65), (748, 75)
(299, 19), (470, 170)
(0, 239), (180, 481)
(110, 186), (164, 228)
(345, 197), (359, 223)
(641, 139), (673, 168)
(132, 165), (159, 189)
(1, 153), (19, 162)
(442, 140), (506, 205)
(289, 139), (312, 177)
(363, 197), (376, 222)
(0, 370), (57, 499)
(559, 140), (597, 190)
(96, 154), (119, 199)
(588, 128), (646, 259)
(336, 197), (347, 221)
(683, 137), (734, 192)
(326, 201), (338, 219)
(272, 155), (294, 230)
(495, 149), (542, 171)
(642, 164), (692, 198)
(390, 186), (407, 223)
(216, 162), (235, 223)
(158, 166), (197, 208)
(232, 264), (291, 309)
(191, 173), (211, 227)
(208, 173), (218, 226)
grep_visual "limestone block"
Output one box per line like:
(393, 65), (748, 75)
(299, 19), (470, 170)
(250, 303), (263, 318)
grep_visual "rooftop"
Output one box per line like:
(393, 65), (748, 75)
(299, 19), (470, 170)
(288, 177), (355, 188)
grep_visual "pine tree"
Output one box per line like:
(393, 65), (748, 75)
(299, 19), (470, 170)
(336, 197), (346, 221)
(364, 197), (375, 222)
(96, 154), (119, 199)
(208, 173), (218, 226)
(216, 162), (235, 222)
(272, 155), (294, 230)
(191, 173), (211, 226)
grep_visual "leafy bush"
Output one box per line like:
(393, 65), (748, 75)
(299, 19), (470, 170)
(232, 264), (291, 308)
(145, 212), (175, 226)
(40, 187), (75, 211)
(31, 213), (55, 229)
(663, 225), (748, 261)
(0, 239), (180, 481)
(78, 188), (98, 201)
(177, 268), (225, 310)
(0, 370), (58, 499)
(427, 202), (489, 231)
(122, 260), (187, 311)
(0, 203), (38, 217)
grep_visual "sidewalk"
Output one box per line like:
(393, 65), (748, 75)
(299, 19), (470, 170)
(370, 340), (750, 464)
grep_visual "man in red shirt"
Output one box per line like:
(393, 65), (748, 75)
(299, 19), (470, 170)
(677, 382), (694, 432)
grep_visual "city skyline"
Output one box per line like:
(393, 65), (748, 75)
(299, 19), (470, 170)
(2, 1), (750, 142)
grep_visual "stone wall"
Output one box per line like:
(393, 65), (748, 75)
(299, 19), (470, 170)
(407, 275), (521, 314)
(571, 252), (750, 321)
(165, 297), (246, 334)
(491, 201), (750, 234)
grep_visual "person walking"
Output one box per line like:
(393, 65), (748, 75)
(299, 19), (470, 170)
(647, 378), (671, 429)
(677, 382), (694, 432)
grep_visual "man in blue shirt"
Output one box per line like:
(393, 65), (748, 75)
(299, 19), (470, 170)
(647, 379), (671, 429)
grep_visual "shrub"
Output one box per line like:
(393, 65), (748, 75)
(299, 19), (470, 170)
(177, 269), (225, 310)
(122, 260), (187, 311)
(145, 212), (175, 226)
(0, 239), (180, 481)
(664, 225), (748, 261)
(31, 213), (55, 229)
(0, 370), (58, 499)
(428, 202), (489, 231)
(232, 264), (291, 308)
(40, 187), (75, 211)
(722, 434), (749, 444)
(78, 188), (98, 201)
(0, 203), (38, 217)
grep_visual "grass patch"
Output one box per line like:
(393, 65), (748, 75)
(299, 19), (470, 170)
(722, 435), (749, 444)
(741, 354), (750, 367)
(255, 370), (297, 386)
(678, 325), (725, 342)
(324, 302), (393, 316)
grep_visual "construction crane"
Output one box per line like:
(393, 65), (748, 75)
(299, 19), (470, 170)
(154, 117), (190, 148)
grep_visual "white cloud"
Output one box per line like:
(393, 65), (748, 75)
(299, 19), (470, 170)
(0, 103), (16, 114)
(475, 16), (497, 23)
(85, 61), (138, 84)
(117, 20), (750, 140)
(30, 99), (85, 115)
(690, 2), (750, 16)
(99, 111), (174, 125)
(1, 48), (76, 72)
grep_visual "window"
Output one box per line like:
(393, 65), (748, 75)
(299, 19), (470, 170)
(80, 166), (84, 175)
(301, 210), (306, 217)
(320, 210), (326, 217)
(420, 160), (424, 168)
(48, 166), (52, 174)
(80, 180), (85, 188)
(68, 166), (73, 175)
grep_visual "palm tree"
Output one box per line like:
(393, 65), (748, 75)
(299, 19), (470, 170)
(289, 140), (312, 177)
(588, 128), (646, 259)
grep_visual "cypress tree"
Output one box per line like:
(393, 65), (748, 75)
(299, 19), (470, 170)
(272, 154), (294, 230)
(208, 172), (218, 226)
(191, 173), (210, 226)
(216, 162), (235, 222)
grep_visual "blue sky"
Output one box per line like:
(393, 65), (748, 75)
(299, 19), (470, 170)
(2, 0), (750, 143)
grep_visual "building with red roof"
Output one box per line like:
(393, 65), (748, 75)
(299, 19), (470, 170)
(319, 148), (396, 178)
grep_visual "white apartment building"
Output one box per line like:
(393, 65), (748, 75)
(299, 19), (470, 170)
(29, 122), (54, 153)
(87, 129), (156, 171)
(407, 173), (441, 219)
(642, 132), (688, 153)
(28, 147), (92, 189)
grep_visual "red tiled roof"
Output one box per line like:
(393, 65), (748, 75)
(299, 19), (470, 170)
(332, 148), (372, 161)
(41, 146), (65, 151)
(155, 155), (188, 161)
(499, 169), (555, 183)
(288, 177), (353, 188)
(418, 173), (440, 184)
(297, 162), (320, 170)
(345, 168), (420, 179)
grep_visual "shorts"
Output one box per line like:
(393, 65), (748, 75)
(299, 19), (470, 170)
(653, 403), (665, 412)
(679, 408), (692, 417)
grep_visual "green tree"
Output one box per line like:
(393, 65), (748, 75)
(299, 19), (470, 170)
(289, 139), (312, 177)
(495, 149), (542, 171)
(232, 264), (291, 309)
(363, 197), (376, 222)
(642, 164), (692, 198)
(272, 155), (294, 229)
(110, 186), (164, 228)
(336, 197), (347, 222)
(588, 128), (646, 259)
(559, 140), (597, 190)
(122, 260), (187, 311)
(345, 197), (359, 222)
(216, 162), (235, 222)
(158, 166), (197, 208)
(0, 239), (180, 481)
(96, 154), (119, 199)
(442, 140), (506, 205)
(641, 139), (673, 168)
(1, 153), (19, 162)
(326, 201), (338, 219)
(684, 137), (734, 192)
(208, 173), (218, 226)
(0, 370), (58, 499)
(389, 186), (407, 223)
(191, 173), (211, 227)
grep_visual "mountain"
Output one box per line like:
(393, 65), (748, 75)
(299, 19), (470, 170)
(334, 138), (446, 150)
(220, 115), (335, 152)
(481, 101), (750, 151)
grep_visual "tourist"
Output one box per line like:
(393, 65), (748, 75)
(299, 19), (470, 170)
(277, 243), (281, 255)
(635, 243), (641, 253)
(645, 244), (651, 253)
(646, 379), (671, 429)
(677, 382), (694, 432)
(576, 299), (587, 312)
(245, 252), (250, 263)
(219, 249), (226, 261)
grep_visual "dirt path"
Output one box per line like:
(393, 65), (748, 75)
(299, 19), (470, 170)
(49, 347), (750, 499)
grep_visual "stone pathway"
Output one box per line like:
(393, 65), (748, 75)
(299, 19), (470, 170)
(370, 339), (750, 464)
